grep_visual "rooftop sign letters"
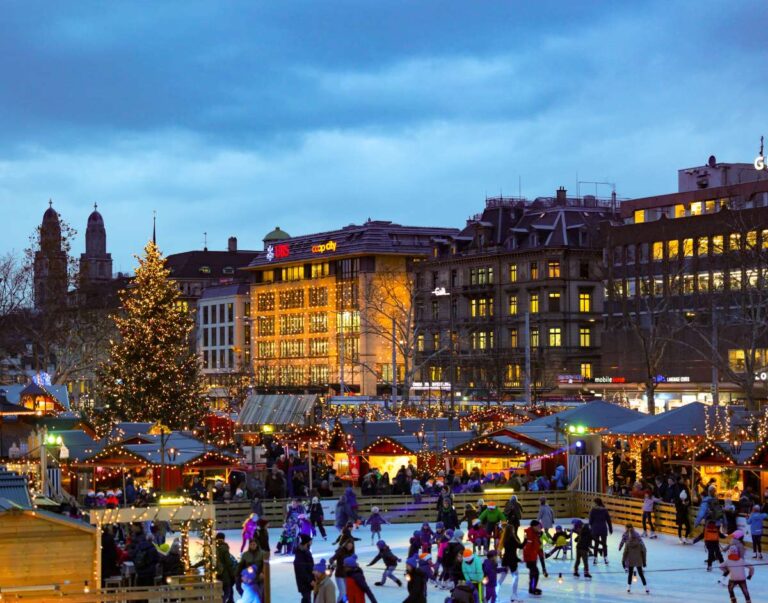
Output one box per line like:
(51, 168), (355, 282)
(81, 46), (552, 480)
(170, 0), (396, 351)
(312, 240), (337, 254)
(266, 243), (290, 262)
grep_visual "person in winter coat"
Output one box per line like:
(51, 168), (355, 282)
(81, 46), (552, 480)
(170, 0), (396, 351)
(335, 496), (351, 532)
(403, 556), (427, 603)
(641, 492), (660, 538)
(694, 486), (718, 527)
(162, 539), (185, 580)
(100, 527), (120, 584)
(239, 566), (262, 603)
(449, 581), (477, 603)
(343, 555), (378, 603)
(468, 519), (490, 555)
(503, 496), (523, 528)
(367, 540), (402, 587)
(621, 529), (649, 594)
(675, 483), (692, 543)
(701, 520), (727, 570)
(411, 479), (424, 503)
(419, 522), (435, 554)
(479, 503), (505, 547)
(482, 550), (501, 603)
(214, 533), (236, 603)
(344, 486), (360, 522)
(132, 530), (160, 588)
(236, 539), (265, 597)
(522, 520), (543, 597)
(588, 498), (613, 563)
(309, 497), (327, 539)
(747, 505), (768, 559)
(294, 534), (315, 603)
(364, 507), (389, 544)
(329, 537), (355, 603)
(312, 559), (336, 603)
(499, 520), (522, 602)
(553, 465), (568, 489)
(461, 549), (484, 601)
(537, 497), (555, 539)
(572, 520), (593, 579)
(720, 546), (754, 603)
(250, 496), (264, 518)
(438, 498), (460, 531)
(461, 503), (479, 532)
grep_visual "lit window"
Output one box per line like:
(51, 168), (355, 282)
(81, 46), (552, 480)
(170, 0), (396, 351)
(667, 240), (679, 259)
(697, 237), (709, 257)
(417, 334), (424, 352)
(763, 230), (768, 249)
(729, 232), (741, 252)
(690, 202), (703, 216)
(530, 327), (539, 348)
(281, 266), (303, 281)
(712, 235), (724, 255)
(747, 231), (758, 251)
(530, 262), (539, 280)
(633, 209), (645, 224)
(548, 327), (562, 347)
(505, 364), (521, 386)
(547, 261), (561, 278)
(509, 264), (518, 283)
(529, 293), (539, 313)
(652, 242), (664, 260)
(683, 239), (694, 257)
(579, 289), (592, 312)
(579, 327), (592, 347)
(580, 362), (593, 379)
(509, 328), (518, 348)
(433, 333), (440, 349)
(548, 292), (561, 312)
(508, 295), (518, 315)
(705, 200), (716, 213)
(311, 262), (329, 279)
(674, 204), (686, 218)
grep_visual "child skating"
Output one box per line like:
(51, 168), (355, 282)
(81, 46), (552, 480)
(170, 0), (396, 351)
(364, 506), (389, 544)
(720, 545), (754, 603)
(366, 540), (402, 587)
(622, 528), (649, 594)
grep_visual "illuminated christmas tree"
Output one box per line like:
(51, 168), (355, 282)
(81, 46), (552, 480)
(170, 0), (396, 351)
(96, 241), (205, 429)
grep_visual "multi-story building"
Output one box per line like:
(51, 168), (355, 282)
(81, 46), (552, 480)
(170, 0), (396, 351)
(602, 157), (768, 411)
(243, 220), (457, 395)
(414, 189), (619, 403)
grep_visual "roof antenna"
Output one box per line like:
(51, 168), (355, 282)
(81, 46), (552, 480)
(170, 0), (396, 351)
(94, 202), (98, 211)
(152, 210), (157, 245)
(760, 135), (765, 157)
(203, 232), (208, 251)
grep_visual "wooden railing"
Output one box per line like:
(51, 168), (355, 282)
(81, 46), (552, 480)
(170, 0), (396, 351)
(215, 490), (574, 530)
(0, 581), (220, 602)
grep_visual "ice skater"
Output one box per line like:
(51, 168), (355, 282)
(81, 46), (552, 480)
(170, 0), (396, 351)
(367, 540), (402, 587)
(588, 498), (613, 564)
(522, 520), (543, 597)
(308, 496), (327, 540)
(720, 545), (754, 603)
(572, 519), (593, 579)
(641, 492), (660, 538)
(702, 520), (726, 571)
(746, 505), (767, 559)
(364, 506), (389, 544)
(622, 528), (649, 594)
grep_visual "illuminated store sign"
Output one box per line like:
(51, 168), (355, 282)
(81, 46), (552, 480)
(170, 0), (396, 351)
(312, 240), (337, 253)
(266, 243), (290, 262)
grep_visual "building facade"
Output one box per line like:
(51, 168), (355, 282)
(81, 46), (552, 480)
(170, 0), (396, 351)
(243, 220), (457, 396)
(602, 158), (768, 411)
(414, 189), (618, 402)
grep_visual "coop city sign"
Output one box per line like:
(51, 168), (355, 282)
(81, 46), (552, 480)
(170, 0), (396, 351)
(756, 156), (766, 171)
(312, 240), (337, 253)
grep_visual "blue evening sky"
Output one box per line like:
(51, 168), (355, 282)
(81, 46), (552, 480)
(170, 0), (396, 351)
(1, 1), (766, 271)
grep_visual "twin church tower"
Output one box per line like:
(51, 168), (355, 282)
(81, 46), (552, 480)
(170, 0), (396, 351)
(33, 202), (113, 308)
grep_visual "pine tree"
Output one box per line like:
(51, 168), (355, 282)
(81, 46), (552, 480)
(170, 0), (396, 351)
(96, 241), (205, 429)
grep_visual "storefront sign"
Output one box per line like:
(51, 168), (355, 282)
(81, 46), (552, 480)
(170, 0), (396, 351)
(432, 287), (449, 296)
(265, 243), (290, 262)
(655, 375), (690, 383)
(312, 240), (337, 253)
(593, 376), (626, 384)
(558, 375), (584, 384)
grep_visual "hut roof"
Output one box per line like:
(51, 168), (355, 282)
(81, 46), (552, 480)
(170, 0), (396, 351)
(332, 417), (467, 452)
(238, 394), (319, 428)
(1, 383), (70, 410)
(605, 402), (726, 437)
(83, 441), (238, 468)
(451, 434), (549, 457)
(109, 422), (155, 441)
(0, 466), (31, 508)
(695, 441), (759, 466)
(49, 429), (103, 462)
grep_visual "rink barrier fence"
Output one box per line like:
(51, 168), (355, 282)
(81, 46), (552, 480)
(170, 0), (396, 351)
(0, 581), (220, 601)
(214, 490), (574, 530)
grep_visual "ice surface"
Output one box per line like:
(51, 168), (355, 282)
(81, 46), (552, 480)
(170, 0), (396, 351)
(191, 520), (768, 602)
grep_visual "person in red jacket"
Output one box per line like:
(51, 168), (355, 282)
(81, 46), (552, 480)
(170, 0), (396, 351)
(522, 520), (543, 597)
(343, 555), (378, 603)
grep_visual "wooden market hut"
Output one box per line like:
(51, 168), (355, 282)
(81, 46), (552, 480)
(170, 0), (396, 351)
(448, 429), (558, 476)
(681, 440), (762, 500)
(358, 437), (418, 477)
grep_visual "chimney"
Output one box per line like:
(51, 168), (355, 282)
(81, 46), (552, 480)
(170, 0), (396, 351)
(228, 236), (237, 252)
(556, 186), (567, 205)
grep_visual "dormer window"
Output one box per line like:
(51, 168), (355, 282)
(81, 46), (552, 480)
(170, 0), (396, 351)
(199, 266), (212, 274)
(223, 266), (235, 275)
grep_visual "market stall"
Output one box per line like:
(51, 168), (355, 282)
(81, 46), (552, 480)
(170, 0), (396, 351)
(449, 431), (556, 476)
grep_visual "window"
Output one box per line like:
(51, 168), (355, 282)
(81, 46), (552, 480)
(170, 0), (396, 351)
(529, 293), (539, 313)
(335, 282), (358, 309)
(279, 314), (304, 335)
(256, 341), (275, 358)
(530, 262), (539, 280)
(705, 200), (716, 213)
(729, 232), (742, 252)
(578, 289), (592, 312)
(256, 316), (274, 337)
(633, 209), (645, 224)
(505, 364), (521, 387)
(747, 230), (758, 251)
(417, 334), (424, 352)
(340, 336), (359, 361)
(279, 339), (304, 358)
(579, 326), (592, 347)
(667, 240), (679, 259)
(470, 331), (494, 350)
(308, 338), (328, 357)
(547, 260), (561, 278)
(430, 366), (444, 381)
(697, 237), (709, 257)
(280, 366), (305, 386)
(336, 310), (359, 332)
(219, 304), (225, 323)
(652, 242), (664, 261)
(530, 327), (539, 348)
(431, 300), (439, 320)
(638, 244), (649, 264)
(311, 262), (329, 279)
(508, 295), (518, 315)
(211, 328), (217, 346)
(470, 297), (493, 317)
(580, 362), (593, 379)
(257, 293), (275, 312)
(279, 289), (304, 310)
(282, 266), (303, 282)
(674, 204), (686, 218)
(308, 287), (328, 307)
(509, 328), (519, 348)
(432, 333), (440, 350)
(203, 328), (209, 347)
(690, 202), (703, 216)
(509, 264), (518, 283)
(712, 235), (724, 255)
(309, 365), (329, 384)
(202, 306), (209, 325)
(548, 292), (561, 312)
(309, 312), (328, 333)
(548, 327), (562, 347)
(337, 258), (359, 279)
(683, 238), (694, 257)
(469, 267), (494, 285)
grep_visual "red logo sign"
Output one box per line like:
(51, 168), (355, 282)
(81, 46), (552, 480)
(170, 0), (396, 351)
(274, 243), (290, 259)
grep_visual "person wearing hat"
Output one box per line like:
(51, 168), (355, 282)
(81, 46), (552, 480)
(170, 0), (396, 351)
(294, 533), (315, 603)
(214, 533), (236, 603)
(239, 566), (263, 603)
(462, 548), (484, 601)
(255, 518), (270, 553)
(479, 503), (505, 549)
(482, 550), (502, 603)
(343, 554), (377, 603)
(572, 519), (592, 579)
(367, 540), (402, 587)
(364, 506), (389, 545)
(522, 520), (543, 597)
(720, 545), (754, 603)
(309, 496), (327, 540)
(498, 519), (523, 603)
(444, 529), (466, 588)
(236, 539), (265, 598)
(438, 497), (460, 531)
(313, 559), (336, 603)
(403, 556), (427, 603)
(621, 528), (649, 594)
(161, 538), (185, 580)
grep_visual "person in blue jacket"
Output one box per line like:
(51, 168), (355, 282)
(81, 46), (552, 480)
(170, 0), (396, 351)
(747, 505), (768, 559)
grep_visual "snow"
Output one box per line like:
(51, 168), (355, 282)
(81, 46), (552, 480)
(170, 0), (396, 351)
(191, 520), (768, 602)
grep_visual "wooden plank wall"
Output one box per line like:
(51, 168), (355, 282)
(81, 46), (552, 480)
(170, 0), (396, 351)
(0, 582), (220, 601)
(215, 491), (574, 530)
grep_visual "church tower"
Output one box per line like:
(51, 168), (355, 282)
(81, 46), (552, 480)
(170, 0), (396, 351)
(79, 203), (113, 284)
(33, 201), (68, 309)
